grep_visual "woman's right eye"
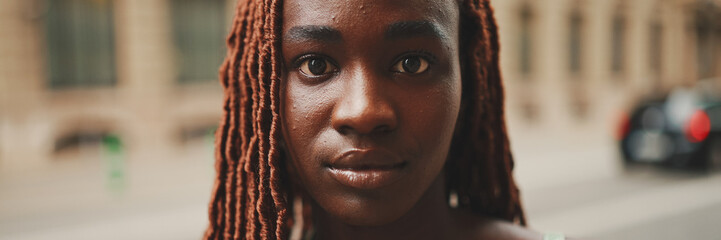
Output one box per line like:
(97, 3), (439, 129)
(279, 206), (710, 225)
(298, 57), (337, 77)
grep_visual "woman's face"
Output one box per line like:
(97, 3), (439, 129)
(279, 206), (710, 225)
(281, 0), (462, 226)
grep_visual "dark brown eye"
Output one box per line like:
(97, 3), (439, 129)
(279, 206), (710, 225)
(393, 56), (429, 74)
(299, 57), (336, 76)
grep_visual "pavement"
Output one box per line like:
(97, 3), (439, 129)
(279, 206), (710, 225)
(512, 128), (721, 240)
(2, 132), (721, 240)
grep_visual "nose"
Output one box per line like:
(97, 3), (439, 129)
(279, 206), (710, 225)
(331, 70), (398, 136)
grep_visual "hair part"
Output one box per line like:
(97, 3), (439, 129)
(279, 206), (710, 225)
(205, 0), (525, 239)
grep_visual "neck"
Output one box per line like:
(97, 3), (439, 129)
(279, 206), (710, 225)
(312, 174), (458, 240)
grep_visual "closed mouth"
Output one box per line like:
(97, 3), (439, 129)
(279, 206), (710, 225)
(326, 149), (407, 189)
(326, 162), (407, 171)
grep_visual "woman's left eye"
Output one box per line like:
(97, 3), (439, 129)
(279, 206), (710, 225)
(392, 56), (430, 74)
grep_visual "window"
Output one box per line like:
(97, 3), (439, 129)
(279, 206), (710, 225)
(45, 0), (117, 89)
(54, 131), (108, 154)
(53, 129), (121, 162)
(178, 124), (217, 145)
(569, 8), (584, 74)
(611, 11), (627, 74)
(171, 0), (228, 84)
(177, 124), (217, 161)
(649, 20), (663, 75)
(694, 2), (719, 79)
(519, 3), (534, 75)
(696, 27), (715, 79)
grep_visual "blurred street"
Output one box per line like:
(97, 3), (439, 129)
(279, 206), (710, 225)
(2, 131), (721, 240)
(1, 0), (720, 239)
(513, 128), (721, 240)
(0, 143), (216, 240)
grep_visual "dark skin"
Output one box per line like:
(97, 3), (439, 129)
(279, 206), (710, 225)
(280, 0), (543, 239)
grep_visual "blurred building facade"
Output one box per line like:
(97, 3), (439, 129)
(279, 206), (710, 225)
(492, 0), (721, 143)
(1, 0), (720, 171)
(0, 0), (235, 171)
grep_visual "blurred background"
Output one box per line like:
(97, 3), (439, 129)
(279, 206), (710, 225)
(0, 0), (720, 239)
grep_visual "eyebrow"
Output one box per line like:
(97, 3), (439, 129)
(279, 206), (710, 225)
(284, 21), (447, 43)
(285, 25), (342, 43)
(384, 20), (447, 40)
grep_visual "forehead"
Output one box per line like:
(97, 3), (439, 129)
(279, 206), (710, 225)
(282, 0), (459, 39)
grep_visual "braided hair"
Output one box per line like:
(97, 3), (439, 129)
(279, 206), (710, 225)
(204, 0), (525, 239)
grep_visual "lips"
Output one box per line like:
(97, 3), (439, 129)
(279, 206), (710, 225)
(326, 149), (406, 189)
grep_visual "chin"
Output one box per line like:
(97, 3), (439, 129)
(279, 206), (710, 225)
(312, 189), (421, 227)
(330, 204), (411, 227)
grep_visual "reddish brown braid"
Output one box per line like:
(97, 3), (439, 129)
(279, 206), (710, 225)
(447, 0), (526, 225)
(204, 0), (525, 239)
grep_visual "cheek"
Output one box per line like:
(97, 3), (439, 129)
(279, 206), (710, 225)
(281, 78), (334, 178)
(283, 78), (329, 140)
(411, 76), (462, 154)
(392, 76), (462, 190)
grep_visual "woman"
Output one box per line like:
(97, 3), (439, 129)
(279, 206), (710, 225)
(204, 0), (561, 239)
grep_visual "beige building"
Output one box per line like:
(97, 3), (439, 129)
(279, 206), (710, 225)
(1, 0), (720, 171)
(0, 0), (235, 171)
(492, 0), (721, 144)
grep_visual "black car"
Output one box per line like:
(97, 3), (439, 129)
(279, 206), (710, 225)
(618, 82), (721, 170)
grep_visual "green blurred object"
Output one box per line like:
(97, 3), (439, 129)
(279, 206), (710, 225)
(103, 134), (126, 194)
(206, 126), (216, 146)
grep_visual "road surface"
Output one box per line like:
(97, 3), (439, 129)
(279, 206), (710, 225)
(2, 136), (720, 240)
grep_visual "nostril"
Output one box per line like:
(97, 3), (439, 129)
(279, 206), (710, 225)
(337, 126), (353, 135)
(335, 123), (394, 136)
(373, 125), (392, 133)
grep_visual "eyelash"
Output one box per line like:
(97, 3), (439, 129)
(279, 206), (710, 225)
(293, 54), (333, 68)
(394, 50), (437, 65)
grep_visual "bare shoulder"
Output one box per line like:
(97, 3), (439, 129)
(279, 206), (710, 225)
(471, 219), (583, 240)
(451, 210), (584, 240)
(470, 218), (542, 240)
(452, 210), (541, 240)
